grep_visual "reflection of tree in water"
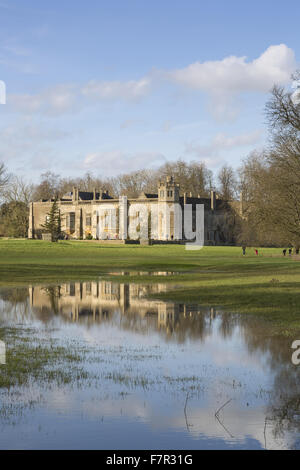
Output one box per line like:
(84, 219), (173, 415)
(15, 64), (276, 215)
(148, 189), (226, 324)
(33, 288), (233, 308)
(0, 287), (30, 320)
(2, 282), (299, 444)
(41, 286), (61, 316)
(266, 364), (300, 443)
(170, 310), (212, 343)
(119, 307), (212, 343)
(0, 287), (28, 304)
(238, 315), (300, 444)
(217, 312), (239, 339)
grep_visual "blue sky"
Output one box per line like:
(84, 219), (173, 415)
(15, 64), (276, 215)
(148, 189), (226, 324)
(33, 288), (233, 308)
(0, 0), (299, 182)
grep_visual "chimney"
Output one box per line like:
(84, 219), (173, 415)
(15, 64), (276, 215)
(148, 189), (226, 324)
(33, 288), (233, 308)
(189, 192), (192, 197)
(184, 192), (187, 205)
(93, 188), (97, 200)
(211, 190), (216, 211)
(72, 187), (78, 202)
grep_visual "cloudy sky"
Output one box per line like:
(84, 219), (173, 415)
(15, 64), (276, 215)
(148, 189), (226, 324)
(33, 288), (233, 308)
(0, 0), (299, 182)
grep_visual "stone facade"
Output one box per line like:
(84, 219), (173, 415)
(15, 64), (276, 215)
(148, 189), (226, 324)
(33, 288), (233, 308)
(28, 177), (242, 245)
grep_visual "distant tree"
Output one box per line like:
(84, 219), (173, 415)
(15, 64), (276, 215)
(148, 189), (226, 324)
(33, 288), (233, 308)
(217, 164), (237, 201)
(114, 169), (156, 198)
(237, 142), (300, 247)
(32, 172), (59, 201)
(159, 160), (213, 196)
(236, 72), (300, 246)
(0, 174), (32, 238)
(41, 198), (61, 241)
(0, 162), (10, 198)
(0, 201), (29, 237)
(57, 173), (116, 198)
(2, 176), (34, 205)
(265, 71), (300, 137)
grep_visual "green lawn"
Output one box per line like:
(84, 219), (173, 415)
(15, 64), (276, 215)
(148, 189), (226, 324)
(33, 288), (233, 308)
(0, 239), (300, 335)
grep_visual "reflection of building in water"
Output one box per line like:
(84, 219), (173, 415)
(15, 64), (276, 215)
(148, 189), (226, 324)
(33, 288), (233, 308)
(29, 281), (211, 336)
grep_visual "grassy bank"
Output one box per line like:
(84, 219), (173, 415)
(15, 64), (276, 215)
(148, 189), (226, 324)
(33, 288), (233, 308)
(0, 239), (300, 334)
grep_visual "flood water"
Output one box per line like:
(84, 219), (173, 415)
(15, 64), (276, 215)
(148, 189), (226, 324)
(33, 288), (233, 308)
(0, 279), (299, 450)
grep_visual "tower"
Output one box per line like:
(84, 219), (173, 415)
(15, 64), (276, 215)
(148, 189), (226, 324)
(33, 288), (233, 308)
(158, 176), (180, 240)
(158, 176), (180, 203)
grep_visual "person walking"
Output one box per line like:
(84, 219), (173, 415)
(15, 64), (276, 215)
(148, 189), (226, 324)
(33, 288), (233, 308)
(255, 249), (258, 256)
(283, 249), (287, 256)
(289, 248), (292, 256)
(242, 246), (246, 256)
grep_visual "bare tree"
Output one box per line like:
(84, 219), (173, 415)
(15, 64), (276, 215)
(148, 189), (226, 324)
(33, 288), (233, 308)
(2, 176), (34, 205)
(159, 159), (213, 196)
(32, 172), (60, 201)
(217, 164), (237, 201)
(265, 71), (300, 136)
(0, 162), (10, 197)
(237, 140), (300, 247)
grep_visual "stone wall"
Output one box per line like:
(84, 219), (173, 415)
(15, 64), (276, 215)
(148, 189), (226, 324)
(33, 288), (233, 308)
(29, 191), (241, 245)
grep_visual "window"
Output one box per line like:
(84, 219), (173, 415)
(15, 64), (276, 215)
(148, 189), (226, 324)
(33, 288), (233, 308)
(68, 212), (75, 232)
(69, 283), (75, 296)
(86, 282), (91, 294)
(104, 211), (109, 228)
(104, 282), (111, 294)
(86, 213), (92, 226)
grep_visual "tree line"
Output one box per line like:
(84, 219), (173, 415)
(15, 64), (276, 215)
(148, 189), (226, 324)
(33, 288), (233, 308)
(1, 71), (299, 246)
(0, 159), (238, 238)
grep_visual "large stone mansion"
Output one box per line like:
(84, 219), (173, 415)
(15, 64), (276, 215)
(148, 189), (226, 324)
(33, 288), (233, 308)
(28, 176), (243, 245)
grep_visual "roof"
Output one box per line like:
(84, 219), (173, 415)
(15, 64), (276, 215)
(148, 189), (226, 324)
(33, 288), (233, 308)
(179, 196), (231, 211)
(138, 192), (158, 199)
(60, 191), (113, 201)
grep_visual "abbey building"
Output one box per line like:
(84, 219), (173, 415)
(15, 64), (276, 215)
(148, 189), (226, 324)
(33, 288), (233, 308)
(28, 176), (243, 245)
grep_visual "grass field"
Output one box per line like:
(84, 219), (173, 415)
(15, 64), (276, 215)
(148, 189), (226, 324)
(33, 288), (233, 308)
(0, 239), (300, 335)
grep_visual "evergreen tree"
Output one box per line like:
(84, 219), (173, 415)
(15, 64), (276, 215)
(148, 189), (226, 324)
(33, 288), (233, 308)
(41, 198), (61, 241)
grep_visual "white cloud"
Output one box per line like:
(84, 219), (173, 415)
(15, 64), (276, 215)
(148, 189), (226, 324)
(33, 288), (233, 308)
(169, 44), (296, 94)
(0, 119), (68, 173)
(120, 118), (145, 129)
(185, 129), (262, 167)
(83, 150), (166, 175)
(8, 78), (152, 116)
(169, 44), (296, 119)
(82, 77), (151, 102)
(211, 130), (263, 149)
(9, 84), (80, 116)
(6, 44), (296, 119)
